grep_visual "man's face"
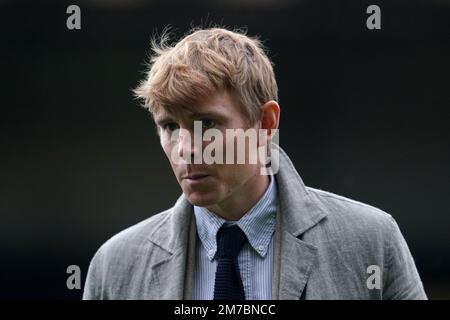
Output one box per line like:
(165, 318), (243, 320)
(154, 91), (263, 208)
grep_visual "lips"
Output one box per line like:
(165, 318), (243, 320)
(184, 174), (209, 180)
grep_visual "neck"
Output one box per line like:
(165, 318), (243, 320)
(207, 174), (270, 221)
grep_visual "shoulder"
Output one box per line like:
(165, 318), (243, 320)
(308, 186), (395, 229)
(303, 187), (426, 299)
(83, 208), (175, 299)
(91, 208), (172, 266)
(102, 208), (172, 253)
(305, 187), (399, 249)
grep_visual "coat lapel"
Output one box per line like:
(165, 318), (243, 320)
(147, 246), (187, 299)
(273, 145), (329, 299)
(145, 195), (194, 299)
(278, 230), (319, 299)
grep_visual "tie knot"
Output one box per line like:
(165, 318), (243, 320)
(216, 225), (247, 258)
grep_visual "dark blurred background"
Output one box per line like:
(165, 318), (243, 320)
(1, 0), (449, 299)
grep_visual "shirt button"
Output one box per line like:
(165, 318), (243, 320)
(258, 245), (264, 252)
(208, 249), (215, 256)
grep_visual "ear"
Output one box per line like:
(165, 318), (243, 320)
(259, 100), (280, 146)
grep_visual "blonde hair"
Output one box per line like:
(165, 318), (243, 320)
(133, 27), (278, 125)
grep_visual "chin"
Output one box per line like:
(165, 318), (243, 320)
(185, 191), (219, 207)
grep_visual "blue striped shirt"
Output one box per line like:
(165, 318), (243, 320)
(192, 175), (278, 300)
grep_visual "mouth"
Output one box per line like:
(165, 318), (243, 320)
(183, 174), (210, 181)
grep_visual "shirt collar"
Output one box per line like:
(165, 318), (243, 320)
(194, 174), (278, 260)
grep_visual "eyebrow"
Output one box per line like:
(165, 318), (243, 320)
(154, 115), (174, 127)
(155, 111), (227, 126)
(189, 111), (228, 122)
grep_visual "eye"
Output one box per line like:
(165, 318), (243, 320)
(201, 119), (216, 129)
(162, 122), (179, 132)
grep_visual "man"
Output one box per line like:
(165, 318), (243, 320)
(83, 27), (427, 299)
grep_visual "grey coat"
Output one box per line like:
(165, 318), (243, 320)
(83, 145), (427, 300)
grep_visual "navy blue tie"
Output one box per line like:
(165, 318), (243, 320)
(213, 224), (247, 300)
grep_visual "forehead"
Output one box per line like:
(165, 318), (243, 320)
(153, 90), (243, 123)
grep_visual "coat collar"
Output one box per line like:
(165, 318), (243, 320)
(274, 144), (328, 237)
(270, 144), (329, 299)
(145, 144), (329, 299)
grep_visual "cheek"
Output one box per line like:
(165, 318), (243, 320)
(161, 139), (176, 166)
(161, 140), (170, 158)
